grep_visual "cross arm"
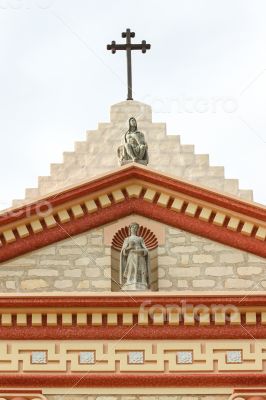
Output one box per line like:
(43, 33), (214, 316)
(107, 41), (151, 54)
(130, 42), (151, 53)
(107, 42), (127, 53)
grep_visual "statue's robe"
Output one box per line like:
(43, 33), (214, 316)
(118, 129), (149, 165)
(120, 235), (150, 290)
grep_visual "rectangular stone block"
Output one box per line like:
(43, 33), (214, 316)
(91, 313), (102, 325)
(31, 350), (47, 364)
(213, 212), (226, 226)
(199, 207), (212, 222)
(261, 312), (266, 324)
(107, 313), (118, 325)
(157, 193), (170, 207)
(184, 312), (195, 326)
(255, 226), (266, 240)
(153, 312), (164, 325)
(77, 313), (87, 325)
(227, 217), (240, 231)
(16, 313), (27, 326)
(57, 209), (71, 223)
(44, 215), (57, 228)
(230, 311), (241, 325)
(71, 204), (84, 218)
(246, 311), (256, 325)
(84, 199), (98, 213)
(1, 314), (12, 326)
(62, 313), (72, 326)
(214, 311), (225, 325)
(112, 189), (125, 203)
(122, 313), (133, 325)
(30, 219), (43, 233)
(199, 312), (210, 325)
(171, 198), (184, 212)
(17, 224), (30, 238)
(185, 202), (198, 217)
(32, 314), (42, 326)
(98, 194), (111, 208)
(126, 184), (142, 198)
(168, 310), (180, 325)
(241, 222), (254, 236)
(138, 312), (149, 325)
(3, 229), (16, 243)
(47, 314), (57, 326)
(143, 188), (156, 202)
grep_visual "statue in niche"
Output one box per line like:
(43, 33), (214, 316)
(117, 117), (148, 166)
(120, 222), (150, 291)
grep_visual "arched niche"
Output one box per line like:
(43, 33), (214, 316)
(111, 224), (158, 292)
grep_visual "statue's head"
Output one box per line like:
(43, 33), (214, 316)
(129, 117), (137, 131)
(129, 222), (139, 235)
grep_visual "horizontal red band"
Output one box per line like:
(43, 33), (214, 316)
(0, 390), (42, 394)
(234, 388), (266, 393)
(0, 325), (265, 340)
(0, 294), (265, 307)
(0, 373), (265, 387)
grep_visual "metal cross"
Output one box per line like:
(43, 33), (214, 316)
(107, 29), (151, 100)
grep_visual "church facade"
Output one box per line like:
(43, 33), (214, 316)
(0, 100), (266, 400)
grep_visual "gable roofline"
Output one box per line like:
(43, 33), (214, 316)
(1, 163), (265, 223)
(0, 164), (265, 262)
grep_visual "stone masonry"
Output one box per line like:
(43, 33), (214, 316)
(12, 101), (253, 207)
(159, 226), (266, 291)
(0, 223), (265, 293)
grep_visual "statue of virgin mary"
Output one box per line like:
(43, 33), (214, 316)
(120, 222), (150, 291)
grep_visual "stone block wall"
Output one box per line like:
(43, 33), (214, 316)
(0, 228), (110, 292)
(158, 226), (266, 291)
(0, 223), (265, 293)
(12, 101), (253, 207)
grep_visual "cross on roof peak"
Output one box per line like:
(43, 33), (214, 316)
(107, 29), (151, 101)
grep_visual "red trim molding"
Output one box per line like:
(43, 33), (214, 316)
(0, 197), (265, 262)
(0, 165), (265, 262)
(0, 373), (265, 387)
(0, 294), (265, 307)
(0, 295), (265, 339)
(0, 324), (266, 340)
(0, 390), (42, 393)
(1, 165), (265, 225)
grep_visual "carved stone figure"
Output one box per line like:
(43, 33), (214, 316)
(120, 222), (150, 291)
(118, 117), (148, 165)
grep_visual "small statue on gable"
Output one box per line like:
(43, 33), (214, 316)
(118, 117), (148, 166)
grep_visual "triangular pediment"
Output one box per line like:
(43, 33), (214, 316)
(0, 164), (265, 263)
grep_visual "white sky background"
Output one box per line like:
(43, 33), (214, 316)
(0, 0), (265, 208)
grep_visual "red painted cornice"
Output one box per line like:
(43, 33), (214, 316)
(1, 165), (265, 225)
(0, 294), (264, 339)
(0, 165), (265, 261)
(0, 294), (265, 307)
(0, 373), (265, 388)
(0, 323), (266, 340)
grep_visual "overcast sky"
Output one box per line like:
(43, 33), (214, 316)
(0, 0), (265, 208)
